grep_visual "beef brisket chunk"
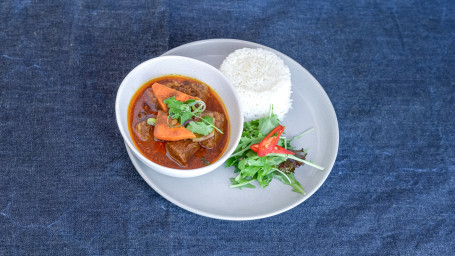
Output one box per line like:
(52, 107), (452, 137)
(199, 111), (225, 149)
(162, 80), (209, 102)
(134, 121), (151, 141)
(143, 88), (159, 112)
(166, 139), (200, 166)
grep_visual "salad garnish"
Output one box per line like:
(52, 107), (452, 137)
(226, 106), (324, 194)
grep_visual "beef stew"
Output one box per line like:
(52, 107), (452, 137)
(128, 75), (229, 169)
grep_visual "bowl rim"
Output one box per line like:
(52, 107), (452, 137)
(115, 55), (243, 177)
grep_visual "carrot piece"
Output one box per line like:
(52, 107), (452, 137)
(151, 82), (201, 112)
(154, 110), (195, 141)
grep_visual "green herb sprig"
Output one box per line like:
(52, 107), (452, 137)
(164, 96), (223, 135)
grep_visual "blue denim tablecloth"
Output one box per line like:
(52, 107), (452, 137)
(1, 0), (454, 255)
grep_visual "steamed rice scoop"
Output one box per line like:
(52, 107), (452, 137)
(219, 48), (292, 121)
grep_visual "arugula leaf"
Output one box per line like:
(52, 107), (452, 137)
(258, 111), (280, 135)
(273, 172), (305, 194)
(225, 156), (237, 167)
(230, 178), (256, 189)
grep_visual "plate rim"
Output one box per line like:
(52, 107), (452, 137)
(126, 38), (339, 221)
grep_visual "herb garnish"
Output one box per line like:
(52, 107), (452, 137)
(186, 116), (215, 136)
(146, 117), (156, 126)
(163, 96), (223, 135)
(201, 157), (210, 165)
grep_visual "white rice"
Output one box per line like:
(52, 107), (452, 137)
(219, 48), (292, 121)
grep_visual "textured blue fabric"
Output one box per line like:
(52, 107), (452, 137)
(1, 0), (454, 255)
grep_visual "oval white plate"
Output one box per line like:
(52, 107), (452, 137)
(124, 39), (339, 220)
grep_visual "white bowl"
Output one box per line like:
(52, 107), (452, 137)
(115, 56), (243, 178)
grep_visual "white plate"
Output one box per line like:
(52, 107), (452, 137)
(125, 39), (339, 220)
